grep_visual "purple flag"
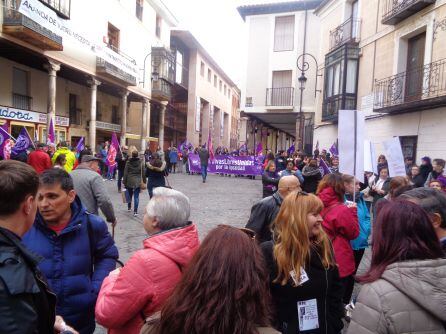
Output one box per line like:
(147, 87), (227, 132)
(75, 137), (85, 153)
(256, 142), (263, 156)
(287, 144), (295, 155)
(12, 127), (33, 155)
(329, 142), (339, 156)
(106, 133), (120, 166)
(47, 118), (55, 145)
(319, 158), (332, 176)
(0, 123), (12, 159)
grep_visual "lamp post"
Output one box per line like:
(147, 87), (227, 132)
(296, 53), (321, 153)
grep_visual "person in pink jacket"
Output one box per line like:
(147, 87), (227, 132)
(317, 174), (359, 305)
(95, 187), (200, 334)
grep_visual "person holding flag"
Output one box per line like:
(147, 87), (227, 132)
(0, 123), (12, 160)
(11, 127), (34, 163)
(105, 133), (120, 180)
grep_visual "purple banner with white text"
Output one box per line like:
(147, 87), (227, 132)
(188, 154), (263, 176)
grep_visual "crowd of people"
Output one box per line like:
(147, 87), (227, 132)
(0, 139), (445, 334)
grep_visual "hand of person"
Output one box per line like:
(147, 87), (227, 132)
(54, 316), (79, 334)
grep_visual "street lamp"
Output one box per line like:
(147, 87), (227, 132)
(296, 53), (321, 153)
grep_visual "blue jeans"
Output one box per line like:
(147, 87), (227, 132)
(127, 187), (140, 213)
(201, 165), (207, 181)
(117, 169), (124, 190)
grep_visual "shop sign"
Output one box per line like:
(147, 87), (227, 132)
(19, 0), (139, 80)
(96, 121), (121, 132)
(0, 105), (69, 126)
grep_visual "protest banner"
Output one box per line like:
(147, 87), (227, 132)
(383, 137), (406, 177)
(188, 154), (263, 176)
(364, 140), (377, 174)
(338, 110), (364, 180)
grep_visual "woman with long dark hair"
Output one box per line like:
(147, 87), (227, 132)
(154, 225), (277, 334)
(317, 173), (359, 305)
(261, 192), (344, 334)
(347, 200), (446, 333)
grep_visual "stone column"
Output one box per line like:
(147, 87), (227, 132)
(87, 78), (101, 153)
(158, 101), (168, 150)
(140, 98), (150, 150)
(44, 60), (61, 140)
(120, 91), (129, 147)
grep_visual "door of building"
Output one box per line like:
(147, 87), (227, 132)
(405, 32), (425, 102)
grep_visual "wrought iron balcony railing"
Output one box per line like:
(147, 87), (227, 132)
(265, 87), (294, 107)
(12, 93), (32, 110)
(382, 0), (435, 25)
(322, 94), (357, 122)
(329, 18), (361, 51)
(374, 58), (446, 112)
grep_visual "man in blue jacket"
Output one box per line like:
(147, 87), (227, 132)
(23, 168), (119, 334)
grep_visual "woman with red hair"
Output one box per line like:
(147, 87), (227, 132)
(348, 200), (446, 333)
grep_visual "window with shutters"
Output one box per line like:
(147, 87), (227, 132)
(274, 15), (295, 52)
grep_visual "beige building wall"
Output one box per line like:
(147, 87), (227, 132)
(314, 0), (446, 160)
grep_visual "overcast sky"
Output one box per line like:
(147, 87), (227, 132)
(161, 0), (288, 88)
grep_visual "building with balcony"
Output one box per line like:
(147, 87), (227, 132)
(237, 1), (323, 155)
(169, 30), (240, 150)
(313, 0), (446, 160)
(0, 0), (177, 152)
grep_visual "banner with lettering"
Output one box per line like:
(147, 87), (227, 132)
(188, 154), (263, 176)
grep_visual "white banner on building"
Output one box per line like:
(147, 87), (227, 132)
(338, 110), (365, 180)
(209, 104), (214, 130)
(18, 0), (138, 78)
(364, 140), (377, 174)
(383, 137), (406, 177)
(195, 96), (201, 132)
(0, 105), (69, 126)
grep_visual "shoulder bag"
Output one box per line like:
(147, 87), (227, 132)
(140, 160), (147, 190)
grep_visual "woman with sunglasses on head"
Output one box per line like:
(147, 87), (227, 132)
(152, 225), (279, 334)
(347, 200), (446, 334)
(261, 192), (344, 334)
(317, 174), (359, 307)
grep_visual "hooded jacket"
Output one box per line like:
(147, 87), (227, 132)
(52, 146), (76, 173)
(345, 192), (371, 251)
(146, 161), (167, 188)
(302, 166), (322, 193)
(319, 187), (359, 278)
(95, 223), (200, 334)
(123, 157), (145, 189)
(22, 197), (119, 334)
(348, 259), (446, 334)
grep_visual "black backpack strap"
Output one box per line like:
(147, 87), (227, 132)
(86, 213), (95, 275)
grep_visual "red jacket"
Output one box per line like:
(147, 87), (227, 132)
(27, 149), (52, 174)
(95, 223), (199, 334)
(318, 187), (359, 278)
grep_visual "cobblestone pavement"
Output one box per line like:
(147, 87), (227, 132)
(94, 172), (262, 333)
(94, 172), (371, 333)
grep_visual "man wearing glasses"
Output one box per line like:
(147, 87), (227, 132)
(246, 175), (301, 243)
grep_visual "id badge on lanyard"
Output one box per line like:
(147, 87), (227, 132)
(297, 299), (319, 331)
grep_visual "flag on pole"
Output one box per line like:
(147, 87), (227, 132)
(319, 157), (332, 176)
(0, 123), (12, 159)
(47, 118), (55, 145)
(75, 137), (85, 153)
(207, 131), (214, 161)
(329, 142), (339, 157)
(106, 133), (120, 167)
(287, 144), (295, 156)
(12, 127), (33, 155)
(256, 142), (263, 156)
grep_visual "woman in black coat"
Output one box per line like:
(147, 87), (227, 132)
(146, 152), (167, 198)
(261, 192), (344, 334)
(262, 160), (280, 198)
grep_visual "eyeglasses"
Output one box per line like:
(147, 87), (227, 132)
(294, 191), (309, 199)
(218, 225), (256, 240)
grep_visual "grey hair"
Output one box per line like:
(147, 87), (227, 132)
(145, 187), (191, 230)
(400, 188), (446, 228)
